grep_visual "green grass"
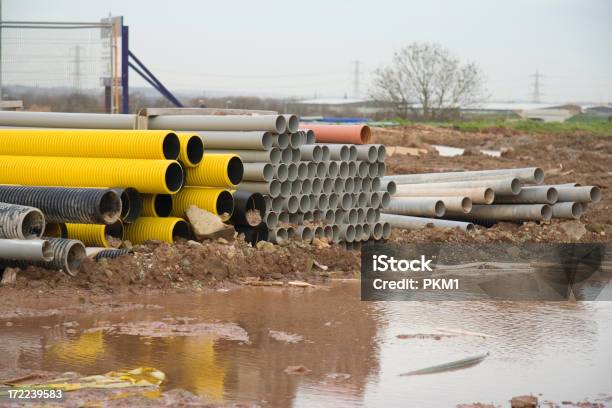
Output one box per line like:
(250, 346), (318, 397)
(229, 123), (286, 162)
(385, 117), (612, 137)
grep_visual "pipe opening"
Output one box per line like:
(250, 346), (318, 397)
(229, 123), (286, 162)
(165, 162), (184, 193)
(265, 212), (278, 228)
(510, 178), (522, 195)
(276, 164), (288, 182)
(358, 193), (367, 207)
(163, 132), (181, 160)
(339, 162), (349, 178)
(307, 162), (317, 178)
(541, 205), (553, 220)
(370, 193), (381, 208)
(278, 212), (289, 223)
(570, 202), (583, 218)
(312, 145), (323, 162)
(344, 178), (354, 193)
(118, 188), (141, 223)
(39, 241), (54, 261)
(64, 241), (86, 276)
(377, 145), (386, 161)
(216, 191), (234, 217)
(533, 167), (545, 184)
(328, 161), (339, 177)
(367, 146), (377, 162)
(275, 116), (287, 134)
(262, 132), (274, 150)
(312, 178), (322, 194)
(360, 126), (372, 144)
(44, 222), (67, 238)
(434, 201), (446, 217)
(366, 208), (377, 223)
(590, 186), (602, 203)
(345, 225), (356, 242)
(272, 197), (283, 212)
(373, 223), (383, 240)
(381, 192), (391, 208)
(287, 115), (299, 133)
(227, 157), (244, 186)
(22, 210), (45, 239)
(301, 179), (312, 195)
(287, 196), (299, 213)
(281, 148), (292, 163)
(262, 164), (275, 182)
(290, 132), (302, 148)
(299, 195), (310, 212)
(321, 145), (330, 161)
(172, 220), (191, 240)
(461, 197), (473, 213)
(339, 146), (350, 161)
(297, 162), (308, 179)
(377, 162), (386, 177)
(105, 221), (124, 247)
(186, 135), (205, 166)
(276, 133), (290, 149)
(341, 194), (352, 210)
(348, 146), (358, 161)
(291, 148), (301, 162)
(359, 162), (369, 178)
(246, 192), (265, 221)
(547, 188), (559, 204)
(99, 191), (122, 224)
(280, 180), (292, 197)
(382, 222), (391, 239)
(270, 148), (282, 164)
(275, 228), (289, 244)
(348, 161), (357, 177)
(483, 188), (495, 204)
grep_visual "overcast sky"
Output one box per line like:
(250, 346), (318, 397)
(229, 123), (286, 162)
(4, 0), (611, 102)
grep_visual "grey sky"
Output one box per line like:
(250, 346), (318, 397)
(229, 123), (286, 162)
(4, 0), (611, 102)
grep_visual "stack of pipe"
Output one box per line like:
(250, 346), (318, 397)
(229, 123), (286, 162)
(381, 167), (602, 231)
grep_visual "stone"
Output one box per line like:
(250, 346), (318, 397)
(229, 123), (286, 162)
(559, 221), (587, 241)
(186, 205), (233, 240)
(1, 267), (18, 286)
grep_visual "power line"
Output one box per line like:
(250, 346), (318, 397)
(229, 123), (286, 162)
(353, 60), (361, 98)
(530, 69), (543, 103)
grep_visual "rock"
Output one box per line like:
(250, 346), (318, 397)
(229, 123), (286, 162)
(284, 365), (311, 375)
(187, 240), (203, 247)
(501, 147), (515, 157)
(1, 267), (18, 286)
(181, 258), (192, 267)
(271, 272), (283, 280)
(510, 395), (537, 408)
(559, 221), (587, 241)
(585, 223), (605, 234)
(5, 321), (13, 327)
(256, 241), (275, 252)
(121, 240), (133, 250)
(312, 238), (330, 248)
(216, 237), (229, 244)
(186, 206), (227, 237)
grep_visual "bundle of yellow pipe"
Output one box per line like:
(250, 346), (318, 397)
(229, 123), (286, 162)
(141, 194), (173, 217)
(65, 221), (124, 248)
(0, 129), (180, 160)
(124, 217), (190, 244)
(0, 156), (183, 194)
(171, 187), (234, 220)
(186, 154), (243, 188)
(177, 133), (205, 167)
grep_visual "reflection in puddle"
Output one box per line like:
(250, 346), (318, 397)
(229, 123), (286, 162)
(1, 283), (611, 407)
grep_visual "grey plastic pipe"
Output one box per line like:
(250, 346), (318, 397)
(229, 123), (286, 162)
(264, 196), (272, 212)
(394, 186), (494, 204)
(380, 213), (475, 232)
(280, 148), (293, 164)
(271, 197), (284, 212)
(357, 192), (368, 208)
(320, 145), (331, 161)
(327, 161), (339, 178)
(385, 167), (545, 185)
(0, 202), (45, 239)
(380, 179), (396, 195)
(353, 177), (363, 192)
(362, 223), (372, 240)
(268, 228), (289, 244)
(394, 196), (471, 214)
(199, 131), (274, 150)
(334, 177), (345, 193)
(275, 164), (289, 182)
(340, 193), (352, 210)
(348, 161), (358, 177)
(314, 226), (325, 239)
(297, 162), (308, 180)
(348, 145), (358, 161)
(554, 186), (601, 203)
(272, 133), (291, 149)
(288, 212), (303, 224)
(356, 208), (366, 223)
(362, 178), (372, 193)
(368, 163), (378, 178)
(368, 192), (381, 208)
(324, 225), (334, 241)
(376, 162), (386, 178)
(304, 129), (316, 145)
(280, 181), (292, 197)
(366, 208), (377, 223)
(358, 162), (369, 178)
(551, 202), (583, 219)
(331, 224), (341, 243)
(339, 224), (356, 242)
(278, 212), (290, 223)
(397, 178), (521, 196)
(299, 145), (324, 162)
(291, 148), (301, 162)
(286, 163), (298, 181)
(375, 144), (386, 162)
(316, 162), (327, 178)
(289, 180), (301, 195)
(298, 195), (311, 212)
(370, 222), (384, 240)
(382, 222), (391, 239)
(0, 239), (53, 261)
(371, 177), (382, 192)
(287, 226), (296, 239)
(282, 196), (299, 213)
(307, 162), (317, 179)
(323, 144), (350, 161)
(328, 193), (339, 209)
(311, 178), (323, 194)
(317, 194), (329, 209)
(0, 111), (135, 129)
(303, 210), (314, 221)
(379, 191), (391, 208)
(208, 148), (281, 164)
(354, 224), (364, 241)
(343, 209), (358, 224)
(495, 186), (557, 204)
(459, 204), (552, 222)
(39, 238), (86, 276)
(150, 115), (287, 133)
(384, 197), (446, 217)
(296, 226), (314, 243)
(355, 145), (378, 162)
(264, 211), (279, 228)
(238, 180), (282, 198)
(301, 179), (313, 195)
(242, 163), (275, 182)
(344, 178), (355, 194)
(283, 115), (299, 133)
(338, 162), (349, 178)
(288, 132), (302, 149)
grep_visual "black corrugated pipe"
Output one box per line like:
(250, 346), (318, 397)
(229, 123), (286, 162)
(112, 188), (142, 223)
(234, 224), (268, 245)
(0, 186), (122, 225)
(2, 238), (86, 276)
(230, 191), (266, 227)
(0, 202), (45, 239)
(94, 248), (133, 260)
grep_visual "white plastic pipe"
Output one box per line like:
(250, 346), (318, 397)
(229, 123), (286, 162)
(199, 131), (274, 150)
(495, 186), (557, 204)
(380, 213), (474, 232)
(208, 148), (281, 164)
(242, 163), (275, 182)
(396, 178), (521, 196)
(551, 202), (583, 219)
(385, 167), (544, 185)
(0, 238), (53, 261)
(384, 197), (446, 217)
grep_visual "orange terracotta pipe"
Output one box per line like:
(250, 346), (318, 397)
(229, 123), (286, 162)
(301, 124), (371, 145)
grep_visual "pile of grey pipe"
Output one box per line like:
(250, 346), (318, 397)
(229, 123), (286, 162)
(0, 201), (86, 276)
(381, 167), (601, 231)
(198, 115), (392, 247)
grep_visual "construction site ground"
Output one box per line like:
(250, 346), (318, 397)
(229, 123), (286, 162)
(1, 124), (611, 407)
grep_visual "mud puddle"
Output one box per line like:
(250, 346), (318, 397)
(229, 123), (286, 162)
(1, 282), (611, 407)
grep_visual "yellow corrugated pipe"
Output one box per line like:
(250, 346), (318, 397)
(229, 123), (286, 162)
(177, 133), (205, 167)
(185, 154), (243, 188)
(170, 187), (234, 221)
(66, 221), (124, 248)
(124, 217), (190, 244)
(0, 156), (184, 194)
(0, 129), (180, 160)
(141, 194), (173, 217)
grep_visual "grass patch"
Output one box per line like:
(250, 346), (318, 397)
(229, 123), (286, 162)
(383, 118), (612, 137)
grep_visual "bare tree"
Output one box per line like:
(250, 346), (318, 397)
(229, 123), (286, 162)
(370, 43), (486, 119)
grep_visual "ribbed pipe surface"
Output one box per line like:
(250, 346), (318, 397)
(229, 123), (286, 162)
(0, 129), (180, 160)
(0, 202), (45, 239)
(0, 186), (122, 224)
(0, 156), (184, 194)
(65, 221), (124, 248)
(113, 188), (142, 223)
(38, 238), (86, 276)
(171, 187), (234, 220)
(92, 248), (133, 260)
(124, 217), (191, 244)
(186, 154), (243, 187)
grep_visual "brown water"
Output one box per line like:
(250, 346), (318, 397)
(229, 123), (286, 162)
(1, 282), (611, 407)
